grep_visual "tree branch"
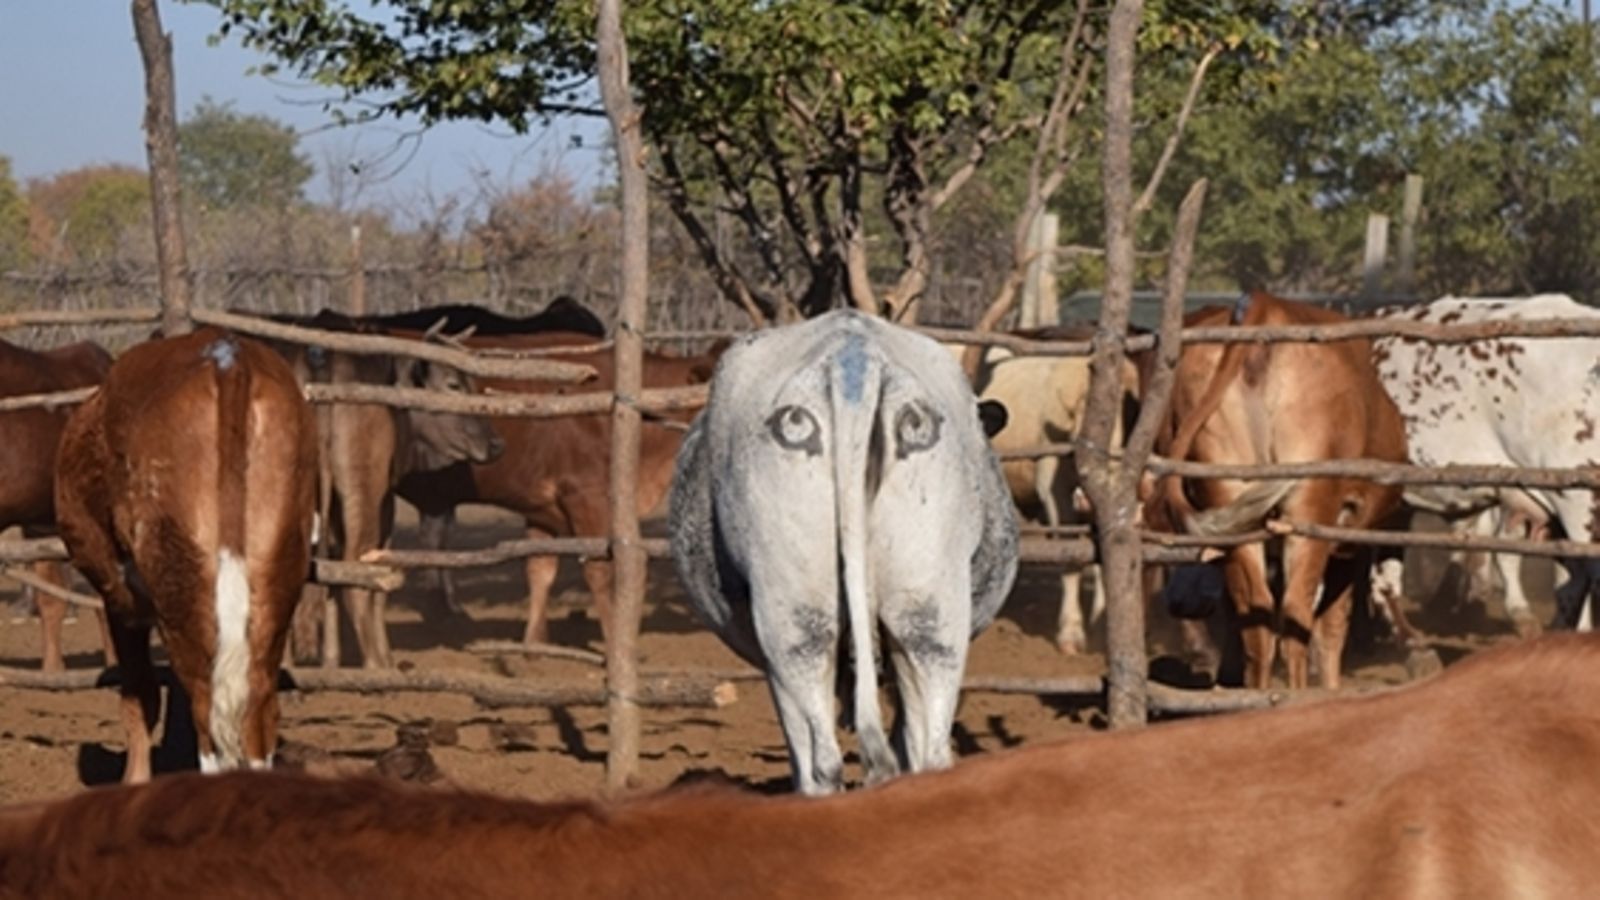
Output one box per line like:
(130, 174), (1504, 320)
(1132, 43), (1221, 219)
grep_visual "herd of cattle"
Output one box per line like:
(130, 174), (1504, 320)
(0, 288), (1597, 891)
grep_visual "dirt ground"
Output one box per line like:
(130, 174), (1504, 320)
(0, 507), (1542, 806)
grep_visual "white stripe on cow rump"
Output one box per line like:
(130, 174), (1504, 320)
(209, 548), (251, 770)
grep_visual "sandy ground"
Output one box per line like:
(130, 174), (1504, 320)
(0, 507), (1540, 805)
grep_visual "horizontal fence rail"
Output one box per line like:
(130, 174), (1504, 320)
(191, 308), (599, 383)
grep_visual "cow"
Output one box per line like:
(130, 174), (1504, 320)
(398, 333), (720, 646)
(954, 325), (1142, 655)
(269, 314), (507, 669)
(0, 338), (114, 672)
(53, 328), (318, 782)
(1368, 294), (1600, 638)
(254, 299), (604, 666)
(345, 295), (607, 338)
(1144, 292), (1407, 690)
(671, 309), (1018, 794)
(5, 634), (1599, 898)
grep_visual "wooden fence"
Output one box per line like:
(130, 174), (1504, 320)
(2, 302), (1598, 777)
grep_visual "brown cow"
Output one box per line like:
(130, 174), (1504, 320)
(0, 338), (114, 672)
(399, 333), (718, 646)
(283, 327), (505, 669)
(53, 328), (318, 782)
(1143, 292), (1406, 689)
(324, 348), (504, 669)
(4, 635), (1598, 897)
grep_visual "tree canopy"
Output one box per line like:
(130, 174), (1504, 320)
(178, 96), (314, 210)
(0, 158), (27, 271)
(202, 0), (1326, 321)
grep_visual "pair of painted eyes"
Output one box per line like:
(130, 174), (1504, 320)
(766, 403), (943, 458)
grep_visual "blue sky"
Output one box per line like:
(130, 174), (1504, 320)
(0, 1), (610, 211)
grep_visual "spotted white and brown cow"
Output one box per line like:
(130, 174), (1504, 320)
(1369, 294), (1600, 636)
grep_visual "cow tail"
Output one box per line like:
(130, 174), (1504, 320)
(828, 338), (898, 781)
(1185, 479), (1296, 536)
(208, 335), (253, 769)
(1157, 293), (1284, 533)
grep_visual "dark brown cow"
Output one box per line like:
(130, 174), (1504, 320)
(0, 338), (114, 672)
(1143, 292), (1406, 689)
(4, 635), (1598, 898)
(53, 329), (317, 782)
(399, 333), (718, 645)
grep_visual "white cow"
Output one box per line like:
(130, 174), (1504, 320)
(951, 332), (1140, 655)
(1370, 294), (1600, 635)
(671, 309), (1019, 795)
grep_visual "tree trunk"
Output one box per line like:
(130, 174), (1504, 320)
(596, 0), (649, 793)
(131, 0), (193, 337)
(1078, 0), (1147, 729)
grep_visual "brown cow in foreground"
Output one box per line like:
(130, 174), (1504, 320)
(1144, 292), (1407, 689)
(54, 329), (317, 782)
(399, 333), (719, 646)
(0, 338), (114, 672)
(5, 635), (1598, 898)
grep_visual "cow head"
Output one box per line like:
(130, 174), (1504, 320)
(397, 357), (505, 472)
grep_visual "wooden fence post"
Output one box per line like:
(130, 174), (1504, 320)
(1362, 213), (1390, 301)
(1080, 0), (1149, 729)
(1397, 175), (1423, 298)
(597, 0), (650, 792)
(130, 0), (193, 338)
(1020, 212), (1060, 328)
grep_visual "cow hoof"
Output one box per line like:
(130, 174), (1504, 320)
(1510, 611), (1543, 640)
(1055, 634), (1089, 657)
(1405, 648), (1444, 681)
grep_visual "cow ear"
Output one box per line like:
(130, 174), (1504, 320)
(977, 399), (1008, 438)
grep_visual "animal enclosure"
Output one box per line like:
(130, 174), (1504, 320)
(0, 294), (1596, 797)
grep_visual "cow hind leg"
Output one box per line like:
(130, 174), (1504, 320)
(416, 510), (463, 617)
(242, 569), (298, 770)
(341, 588), (389, 669)
(1055, 569), (1088, 656)
(1369, 555), (1425, 648)
(107, 617), (159, 784)
(1310, 582), (1355, 690)
(752, 590), (844, 795)
(882, 587), (970, 775)
(1223, 543), (1275, 689)
(581, 558), (616, 648)
(523, 550), (560, 646)
(288, 583), (325, 666)
(35, 562), (68, 674)
(1280, 534), (1337, 690)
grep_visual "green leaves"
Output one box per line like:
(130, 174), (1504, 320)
(0, 158), (28, 271)
(177, 97), (314, 210)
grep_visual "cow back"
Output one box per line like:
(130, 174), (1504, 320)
(7, 635), (1599, 897)
(0, 339), (112, 527)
